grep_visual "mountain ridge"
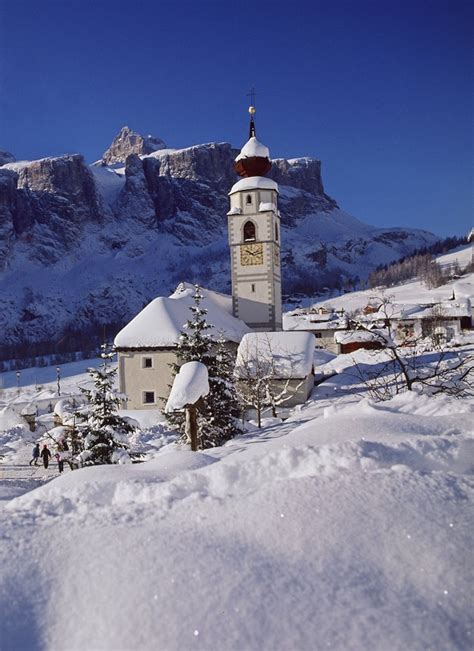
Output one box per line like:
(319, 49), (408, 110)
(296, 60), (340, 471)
(0, 128), (438, 358)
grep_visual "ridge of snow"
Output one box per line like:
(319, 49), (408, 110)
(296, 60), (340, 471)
(2, 155), (79, 171)
(2, 160), (33, 172)
(142, 142), (230, 161)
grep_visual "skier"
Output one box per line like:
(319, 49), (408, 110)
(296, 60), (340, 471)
(29, 443), (40, 466)
(40, 444), (52, 469)
(55, 452), (64, 474)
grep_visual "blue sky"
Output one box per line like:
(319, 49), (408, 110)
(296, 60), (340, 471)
(0, 0), (472, 236)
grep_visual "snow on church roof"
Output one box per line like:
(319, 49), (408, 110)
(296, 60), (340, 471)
(229, 176), (279, 195)
(235, 136), (270, 162)
(235, 332), (315, 379)
(114, 285), (251, 349)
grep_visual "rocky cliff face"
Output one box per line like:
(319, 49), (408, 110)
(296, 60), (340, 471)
(102, 126), (167, 165)
(0, 128), (438, 359)
(1, 155), (105, 267)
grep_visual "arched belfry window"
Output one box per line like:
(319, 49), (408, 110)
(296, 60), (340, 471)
(243, 220), (256, 242)
(275, 222), (279, 242)
(246, 194), (252, 205)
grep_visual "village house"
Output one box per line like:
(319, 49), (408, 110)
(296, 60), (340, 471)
(114, 284), (250, 409)
(234, 331), (316, 408)
(282, 307), (347, 353)
(360, 299), (472, 345)
(334, 329), (386, 355)
(392, 300), (471, 344)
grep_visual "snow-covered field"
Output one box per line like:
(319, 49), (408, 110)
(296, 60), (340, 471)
(0, 345), (473, 650)
(309, 244), (473, 314)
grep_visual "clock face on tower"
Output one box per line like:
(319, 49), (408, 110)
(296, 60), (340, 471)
(240, 242), (264, 266)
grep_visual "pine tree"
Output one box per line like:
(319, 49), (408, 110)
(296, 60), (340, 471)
(75, 344), (134, 465)
(175, 285), (214, 365)
(166, 285), (213, 440)
(204, 332), (242, 446)
(166, 286), (241, 449)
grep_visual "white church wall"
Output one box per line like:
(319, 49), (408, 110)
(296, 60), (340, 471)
(118, 342), (239, 410)
(118, 350), (177, 409)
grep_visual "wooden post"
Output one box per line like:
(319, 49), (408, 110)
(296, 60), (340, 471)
(185, 405), (198, 451)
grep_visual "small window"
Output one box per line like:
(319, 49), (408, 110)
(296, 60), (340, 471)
(143, 391), (155, 404)
(314, 333), (322, 339)
(142, 357), (153, 369)
(243, 220), (256, 241)
(275, 222), (279, 242)
(251, 283), (255, 293)
(246, 194), (252, 205)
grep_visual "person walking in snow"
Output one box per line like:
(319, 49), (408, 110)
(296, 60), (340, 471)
(29, 443), (40, 466)
(40, 444), (52, 469)
(55, 452), (64, 474)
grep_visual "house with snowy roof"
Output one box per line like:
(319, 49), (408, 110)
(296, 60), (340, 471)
(282, 309), (348, 353)
(334, 329), (386, 355)
(358, 298), (472, 345)
(393, 300), (471, 343)
(114, 284), (250, 409)
(234, 331), (315, 408)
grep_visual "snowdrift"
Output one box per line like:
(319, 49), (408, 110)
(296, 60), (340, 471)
(1, 389), (472, 651)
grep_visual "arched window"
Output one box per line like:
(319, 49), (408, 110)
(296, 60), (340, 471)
(243, 221), (256, 242)
(246, 194), (252, 205)
(275, 222), (279, 242)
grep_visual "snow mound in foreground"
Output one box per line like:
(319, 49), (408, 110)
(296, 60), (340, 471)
(1, 391), (473, 651)
(7, 404), (473, 518)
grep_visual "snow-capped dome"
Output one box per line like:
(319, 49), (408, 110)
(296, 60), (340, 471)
(235, 137), (270, 162)
(234, 108), (272, 178)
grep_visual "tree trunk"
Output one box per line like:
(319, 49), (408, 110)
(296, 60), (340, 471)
(186, 405), (198, 451)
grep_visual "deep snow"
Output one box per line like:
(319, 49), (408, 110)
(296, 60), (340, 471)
(0, 347), (472, 651)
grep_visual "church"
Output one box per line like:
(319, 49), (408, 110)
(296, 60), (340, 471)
(114, 106), (315, 409)
(227, 104), (282, 331)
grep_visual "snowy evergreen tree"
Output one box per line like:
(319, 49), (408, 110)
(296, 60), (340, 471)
(204, 332), (242, 445)
(166, 286), (241, 448)
(75, 344), (135, 465)
(175, 285), (214, 366)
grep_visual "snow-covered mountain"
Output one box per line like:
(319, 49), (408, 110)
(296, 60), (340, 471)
(0, 128), (438, 357)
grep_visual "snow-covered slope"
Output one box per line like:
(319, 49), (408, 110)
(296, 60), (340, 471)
(0, 129), (438, 357)
(297, 244), (473, 315)
(0, 349), (472, 650)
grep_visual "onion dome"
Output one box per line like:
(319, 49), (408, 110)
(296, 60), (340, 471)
(234, 106), (272, 178)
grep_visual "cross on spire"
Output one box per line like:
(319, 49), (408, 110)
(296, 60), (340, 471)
(246, 87), (257, 138)
(246, 86), (256, 107)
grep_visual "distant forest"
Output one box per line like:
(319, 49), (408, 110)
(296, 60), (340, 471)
(368, 236), (472, 290)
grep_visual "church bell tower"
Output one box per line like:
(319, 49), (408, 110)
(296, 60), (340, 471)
(227, 104), (282, 331)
